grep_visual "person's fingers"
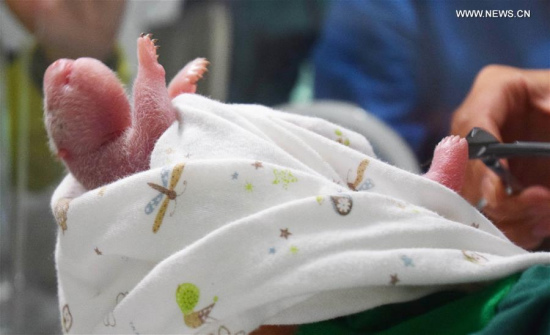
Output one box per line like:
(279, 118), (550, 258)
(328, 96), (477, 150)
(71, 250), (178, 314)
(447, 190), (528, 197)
(452, 65), (550, 206)
(459, 160), (485, 205)
(459, 155), (513, 206)
(451, 66), (550, 141)
(480, 172), (550, 249)
(522, 68), (550, 115)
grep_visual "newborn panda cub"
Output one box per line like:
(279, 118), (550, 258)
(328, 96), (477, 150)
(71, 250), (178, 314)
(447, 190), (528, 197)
(44, 34), (468, 192)
(44, 35), (468, 335)
(44, 34), (209, 190)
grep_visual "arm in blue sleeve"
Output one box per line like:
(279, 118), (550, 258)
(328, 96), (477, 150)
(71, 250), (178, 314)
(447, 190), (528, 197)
(313, 0), (427, 155)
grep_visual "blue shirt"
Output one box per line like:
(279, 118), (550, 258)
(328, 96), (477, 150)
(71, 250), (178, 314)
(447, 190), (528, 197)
(314, 0), (550, 163)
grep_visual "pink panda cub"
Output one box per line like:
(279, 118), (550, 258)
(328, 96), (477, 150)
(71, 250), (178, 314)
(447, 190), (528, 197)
(44, 34), (468, 193)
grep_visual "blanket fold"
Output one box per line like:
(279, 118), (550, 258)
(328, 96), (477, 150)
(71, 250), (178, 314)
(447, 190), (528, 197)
(52, 94), (550, 334)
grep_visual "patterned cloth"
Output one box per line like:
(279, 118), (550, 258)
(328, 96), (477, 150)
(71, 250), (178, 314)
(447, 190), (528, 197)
(51, 94), (550, 334)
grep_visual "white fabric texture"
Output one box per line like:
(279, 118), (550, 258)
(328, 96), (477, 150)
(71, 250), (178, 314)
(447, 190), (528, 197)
(51, 94), (550, 334)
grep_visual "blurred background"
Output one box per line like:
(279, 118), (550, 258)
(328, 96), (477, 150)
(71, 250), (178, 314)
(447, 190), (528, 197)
(1, 0), (548, 333)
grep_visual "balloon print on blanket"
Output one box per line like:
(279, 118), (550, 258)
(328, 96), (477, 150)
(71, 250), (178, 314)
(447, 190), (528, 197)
(144, 163), (187, 233)
(330, 194), (353, 216)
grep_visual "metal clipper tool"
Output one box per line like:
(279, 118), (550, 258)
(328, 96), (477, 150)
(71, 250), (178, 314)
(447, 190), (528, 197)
(466, 127), (550, 195)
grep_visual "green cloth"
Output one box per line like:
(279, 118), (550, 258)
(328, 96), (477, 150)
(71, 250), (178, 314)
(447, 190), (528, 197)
(296, 273), (520, 335)
(473, 265), (550, 335)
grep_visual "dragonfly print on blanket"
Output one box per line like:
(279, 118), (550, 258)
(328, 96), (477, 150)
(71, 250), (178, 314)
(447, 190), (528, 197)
(145, 163), (187, 233)
(347, 159), (374, 191)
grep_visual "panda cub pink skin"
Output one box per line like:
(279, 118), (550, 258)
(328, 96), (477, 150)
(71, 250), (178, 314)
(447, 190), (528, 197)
(44, 34), (208, 190)
(44, 34), (468, 192)
(425, 135), (468, 192)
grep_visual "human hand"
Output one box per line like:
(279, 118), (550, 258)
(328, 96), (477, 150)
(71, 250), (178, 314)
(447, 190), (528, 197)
(6, 0), (126, 62)
(451, 65), (550, 250)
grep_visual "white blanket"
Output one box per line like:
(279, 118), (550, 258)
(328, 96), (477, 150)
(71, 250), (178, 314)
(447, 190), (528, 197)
(51, 94), (550, 334)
